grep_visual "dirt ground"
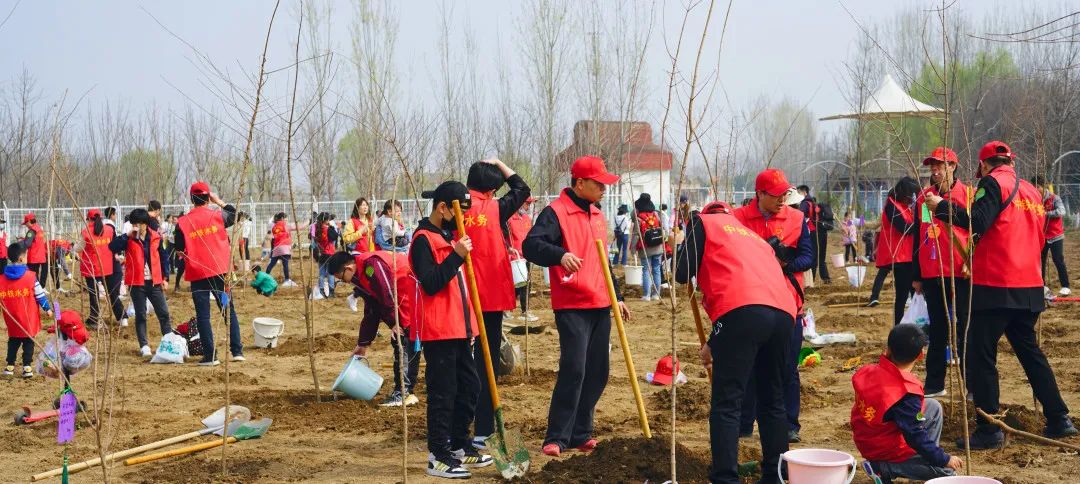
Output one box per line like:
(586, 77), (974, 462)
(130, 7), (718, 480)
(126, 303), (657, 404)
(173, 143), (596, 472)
(5, 235), (1080, 483)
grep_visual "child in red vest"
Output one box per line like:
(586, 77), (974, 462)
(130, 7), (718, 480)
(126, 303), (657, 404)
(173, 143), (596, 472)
(851, 324), (962, 482)
(2, 242), (53, 377)
(326, 250), (420, 407)
(411, 181), (493, 479)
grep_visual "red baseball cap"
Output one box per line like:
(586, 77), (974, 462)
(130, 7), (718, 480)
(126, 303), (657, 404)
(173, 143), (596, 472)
(651, 355), (681, 386)
(190, 181), (211, 196)
(978, 141), (1014, 162)
(922, 146), (958, 165)
(755, 168), (792, 197)
(22, 213), (35, 225)
(47, 310), (89, 345)
(86, 209), (101, 220)
(571, 155), (619, 185)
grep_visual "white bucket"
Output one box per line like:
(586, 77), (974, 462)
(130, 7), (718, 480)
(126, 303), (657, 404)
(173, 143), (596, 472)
(511, 258), (528, 288)
(926, 478), (1002, 484)
(543, 268), (550, 285)
(252, 317), (284, 348)
(625, 265), (643, 286)
(779, 448), (855, 484)
(846, 266), (867, 287)
(831, 254), (845, 268)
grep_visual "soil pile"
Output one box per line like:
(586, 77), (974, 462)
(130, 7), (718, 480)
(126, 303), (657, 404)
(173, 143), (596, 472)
(267, 332), (354, 356)
(529, 435), (711, 483)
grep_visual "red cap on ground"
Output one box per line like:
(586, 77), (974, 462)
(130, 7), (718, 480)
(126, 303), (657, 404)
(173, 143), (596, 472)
(755, 168), (793, 197)
(979, 141), (1014, 162)
(190, 181), (211, 196)
(22, 213), (35, 225)
(86, 209), (101, 220)
(47, 310), (89, 345)
(651, 355), (680, 386)
(923, 146), (959, 165)
(570, 155), (619, 185)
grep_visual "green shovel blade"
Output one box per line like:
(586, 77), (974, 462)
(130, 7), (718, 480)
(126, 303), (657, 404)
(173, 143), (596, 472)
(484, 410), (530, 479)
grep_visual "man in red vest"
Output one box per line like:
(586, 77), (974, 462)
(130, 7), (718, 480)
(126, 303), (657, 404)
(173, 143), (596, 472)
(523, 155), (629, 458)
(326, 250), (420, 408)
(461, 158), (530, 446)
(674, 201), (796, 484)
(110, 208), (173, 358)
(508, 197), (538, 322)
(173, 181), (243, 366)
(1032, 175), (1070, 298)
(21, 213), (47, 287)
(0, 218), (8, 272)
(851, 324), (962, 481)
(410, 181), (493, 478)
(911, 147), (971, 397)
(733, 168), (814, 443)
(926, 140), (1077, 448)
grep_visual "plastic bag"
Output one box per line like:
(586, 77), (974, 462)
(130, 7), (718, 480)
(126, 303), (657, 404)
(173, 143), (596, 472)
(802, 308), (819, 340)
(35, 338), (93, 378)
(900, 294), (930, 328)
(150, 332), (188, 364)
(497, 333), (521, 377)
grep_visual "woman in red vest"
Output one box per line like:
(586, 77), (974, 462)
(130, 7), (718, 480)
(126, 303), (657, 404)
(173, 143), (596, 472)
(910, 147), (971, 397)
(21, 213), (47, 287)
(342, 198), (374, 252)
(867, 177), (920, 326)
(174, 181), (243, 366)
(507, 197), (537, 321)
(674, 201), (797, 484)
(110, 208), (173, 357)
(1032, 175), (1070, 297)
(460, 158), (530, 444)
(264, 212), (296, 287)
(522, 155), (629, 458)
(410, 181), (493, 478)
(927, 141), (1076, 448)
(78, 209), (124, 329)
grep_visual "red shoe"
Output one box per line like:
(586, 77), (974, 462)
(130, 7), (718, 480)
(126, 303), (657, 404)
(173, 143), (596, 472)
(542, 443), (562, 457)
(574, 439), (598, 452)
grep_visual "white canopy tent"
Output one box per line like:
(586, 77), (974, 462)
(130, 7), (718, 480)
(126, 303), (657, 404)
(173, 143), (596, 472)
(819, 74), (944, 121)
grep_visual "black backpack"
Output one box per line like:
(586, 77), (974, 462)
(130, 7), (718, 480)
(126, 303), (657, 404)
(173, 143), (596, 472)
(817, 203), (836, 231)
(639, 212), (664, 247)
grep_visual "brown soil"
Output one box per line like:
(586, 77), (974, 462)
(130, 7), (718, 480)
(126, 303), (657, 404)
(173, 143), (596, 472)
(267, 332), (356, 356)
(527, 435), (711, 483)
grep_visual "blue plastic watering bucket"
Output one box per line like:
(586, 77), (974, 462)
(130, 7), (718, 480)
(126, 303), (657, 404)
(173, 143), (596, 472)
(331, 356), (384, 400)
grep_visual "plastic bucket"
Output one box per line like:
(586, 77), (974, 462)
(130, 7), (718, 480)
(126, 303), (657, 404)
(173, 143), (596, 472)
(779, 448), (855, 484)
(543, 268), (550, 285)
(846, 266), (867, 287)
(331, 356), (384, 400)
(252, 317), (284, 349)
(926, 478), (1001, 484)
(625, 265), (643, 286)
(831, 254), (845, 268)
(511, 258), (528, 288)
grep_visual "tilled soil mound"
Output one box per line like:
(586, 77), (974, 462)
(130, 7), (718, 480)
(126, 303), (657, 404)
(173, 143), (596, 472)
(528, 435), (711, 483)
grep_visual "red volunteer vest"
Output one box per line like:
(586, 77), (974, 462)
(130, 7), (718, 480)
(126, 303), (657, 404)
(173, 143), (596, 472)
(354, 251), (416, 328)
(851, 355), (924, 463)
(697, 212), (797, 321)
(271, 220), (292, 248)
(1044, 195), (1065, 241)
(177, 206), (231, 282)
(733, 204), (805, 309)
(507, 212), (532, 254)
(547, 189), (610, 310)
(458, 190), (515, 311)
(973, 166), (1046, 288)
(316, 225), (335, 255)
(805, 200), (818, 232)
(350, 218), (372, 252)
(26, 224), (46, 264)
(916, 182), (971, 279)
(0, 233), (8, 259)
(876, 197), (914, 267)
(124, 229), (165, 286)
(0, 270), (41, 338)
(410, 228), (476, 342)
(79, 223), (115, 278)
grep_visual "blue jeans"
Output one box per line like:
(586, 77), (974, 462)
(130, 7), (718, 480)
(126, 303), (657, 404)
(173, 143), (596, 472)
(614, 233), (629, 265)
(641, 254), (663, 297)
(318, 257), (336, 294)
(191, 276), (243, 360)
(869, 398), (954, 482)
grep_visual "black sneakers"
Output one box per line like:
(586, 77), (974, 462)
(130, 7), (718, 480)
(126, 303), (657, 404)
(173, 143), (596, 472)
(427, 453), (470, 479)
(1045, 418), (1079, 439)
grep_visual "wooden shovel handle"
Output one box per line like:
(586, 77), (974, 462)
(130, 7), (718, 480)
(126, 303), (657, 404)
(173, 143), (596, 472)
(32, 428), (212, 480)
(124, 437), (237, 466)
(688, 291), (712, 382)
(452, 200), (501, 410)
(595, 239), (651, 439)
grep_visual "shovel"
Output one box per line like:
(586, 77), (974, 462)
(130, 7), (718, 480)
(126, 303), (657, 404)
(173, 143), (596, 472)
(124, 418), (273, 466)
(31, 405), (251, 481)
(452, 200), (530, 479)
(688, 290), (712, 383)
(595, 239), (651, 438)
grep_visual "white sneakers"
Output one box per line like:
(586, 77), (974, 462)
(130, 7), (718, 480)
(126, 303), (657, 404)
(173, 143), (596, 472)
(1060, 287), (1072, 296)
(231, 355), (246, 362)
(281, 279), (298, 288)
(311, 288), (325, 300)
(120, 318), (129, 327)
(347, 294), (359, 312)
(519, 313), (539, 322)
(139, 345), (152, 357)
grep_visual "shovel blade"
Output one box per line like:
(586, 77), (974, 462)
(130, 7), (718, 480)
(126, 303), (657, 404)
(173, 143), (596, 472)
(232, 418), (273, 440)
(484, 411), (529, 479)
(202, 405), (252, 429)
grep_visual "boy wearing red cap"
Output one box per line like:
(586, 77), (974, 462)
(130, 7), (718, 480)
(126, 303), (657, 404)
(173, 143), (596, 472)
(174, 181), (243, 366)
(910, 147), (971, 397)
(926, 140), (1077, 448)
(523, 155), (629, 457)
(2, 242), (53, 377)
